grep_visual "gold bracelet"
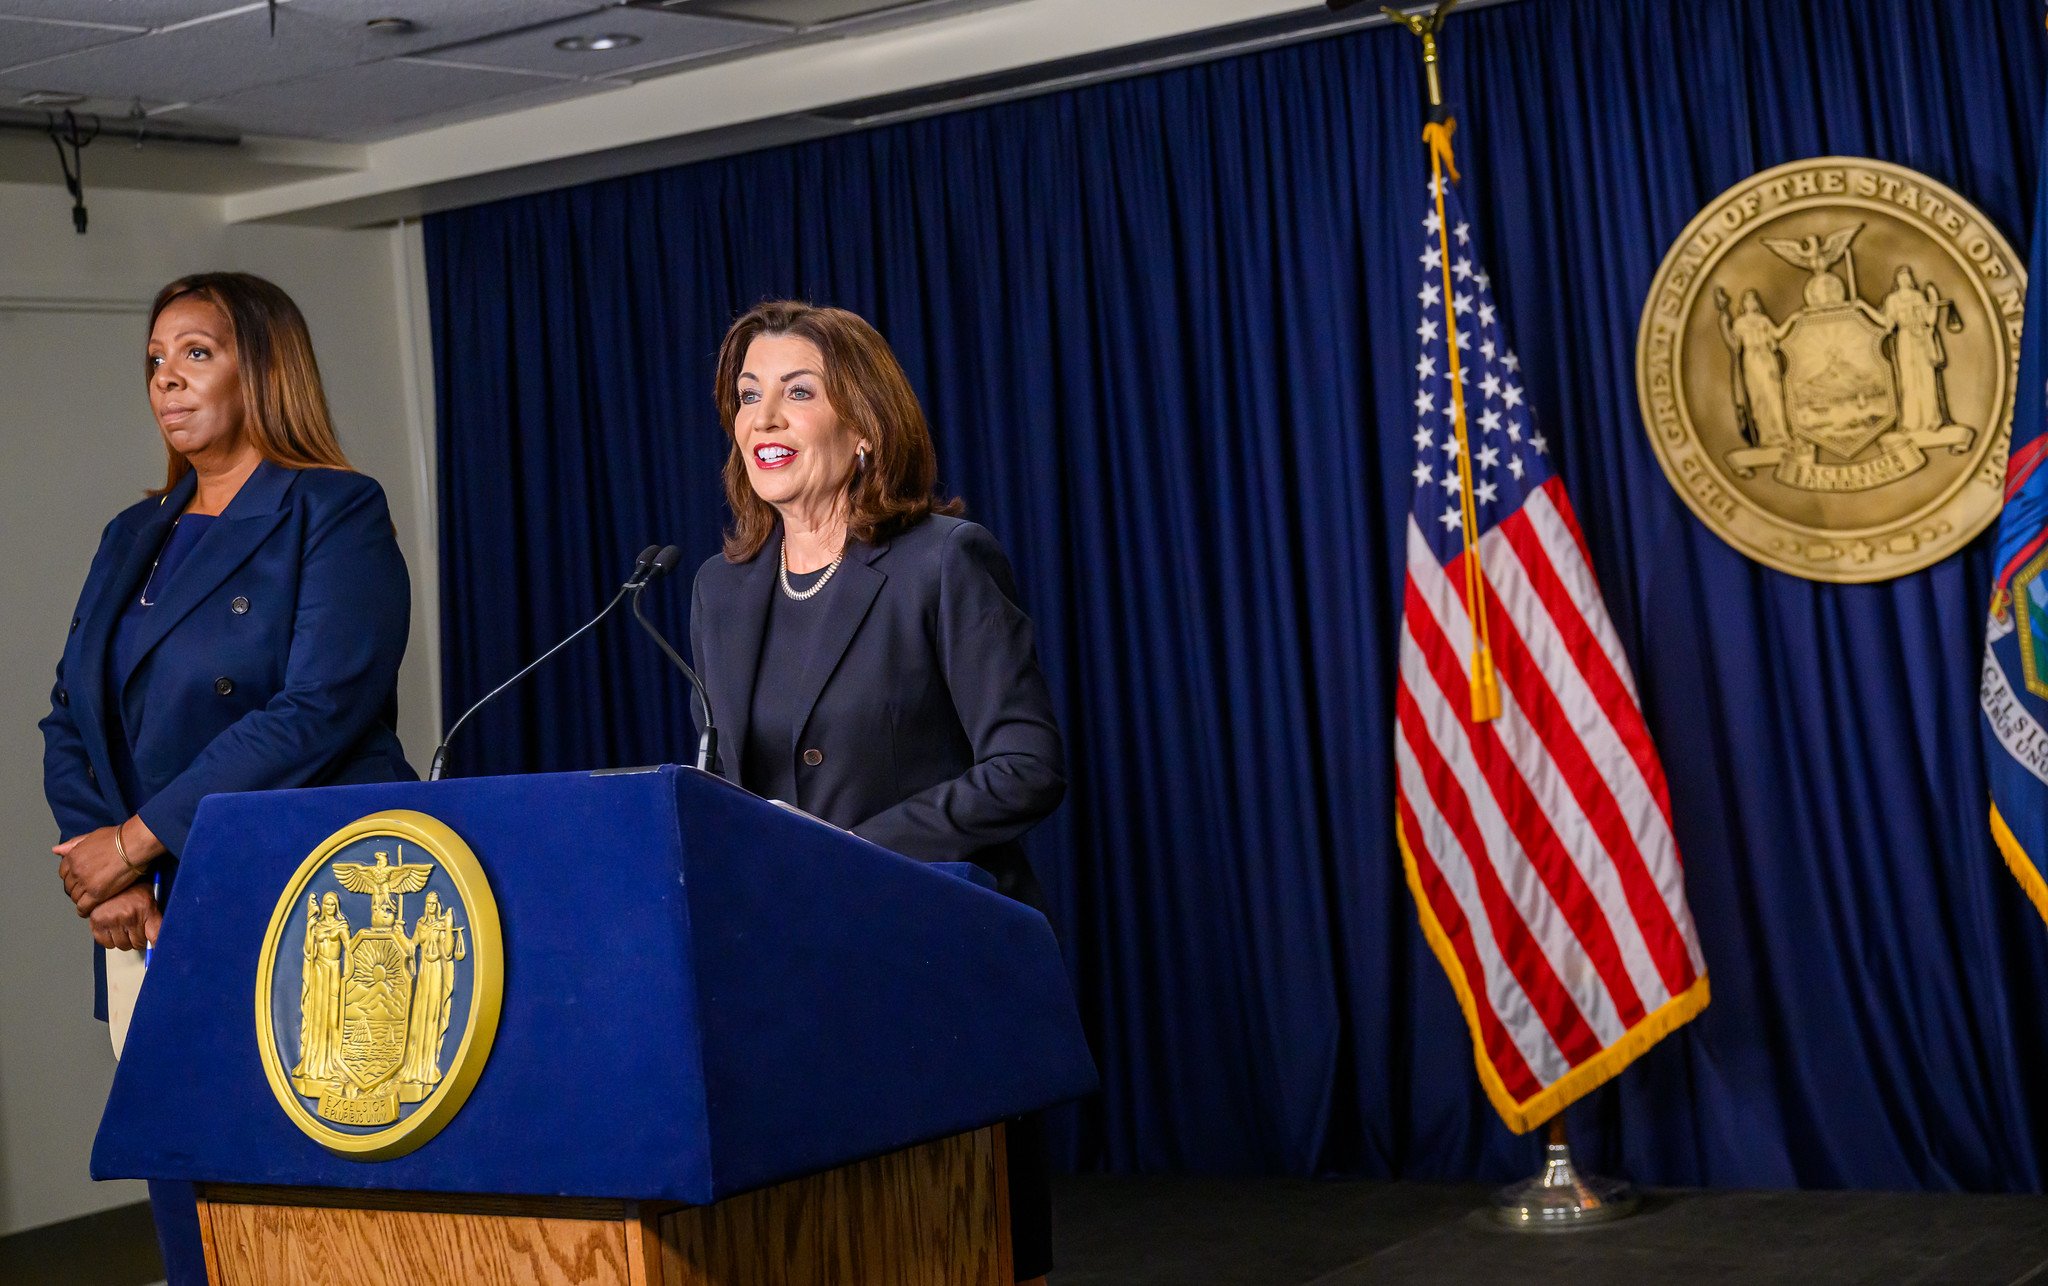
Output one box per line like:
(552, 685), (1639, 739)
(114, 821), (145, 873)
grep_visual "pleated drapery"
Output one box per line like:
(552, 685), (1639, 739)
(427, 0), (2048, 1189)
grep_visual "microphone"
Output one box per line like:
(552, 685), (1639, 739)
(428, 546), (663, 782)
(629, 543), (661, 582)
(629, 544), (720, 774)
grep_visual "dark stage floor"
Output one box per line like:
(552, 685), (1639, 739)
(1051, 1174), (2048, 1285)
(15, 1177), (2048, 1285)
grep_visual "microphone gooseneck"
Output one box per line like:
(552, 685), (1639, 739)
(428, 547), (665, 782)
(630, 545), (719, 774)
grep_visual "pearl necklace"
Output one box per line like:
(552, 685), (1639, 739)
(778, 539), (846, 601)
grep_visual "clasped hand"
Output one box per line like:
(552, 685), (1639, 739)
(56, 824), (138, 914)
(86, 884), (162, 953)
(55, 818), (164, 917)
(56, 821), (167, 951)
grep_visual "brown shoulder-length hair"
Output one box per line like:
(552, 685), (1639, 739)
(146, 272), (353, 493)
(713, 300), (961, 562)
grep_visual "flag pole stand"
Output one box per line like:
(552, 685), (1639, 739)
(1491, 1117), (1638, 1231)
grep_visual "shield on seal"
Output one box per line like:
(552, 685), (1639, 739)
(338, 927), (414, 1089)
(1781, 304), (1898, 459)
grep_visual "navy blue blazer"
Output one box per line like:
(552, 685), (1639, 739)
(690, 515), (1065, 907)
(41, 460), (414, 866)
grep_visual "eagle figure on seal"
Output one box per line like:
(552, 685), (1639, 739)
(332, 851), (432, 929)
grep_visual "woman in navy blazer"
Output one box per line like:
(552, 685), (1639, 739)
(39, 272), (413, 1285)
(690, 301), (1065, 1283)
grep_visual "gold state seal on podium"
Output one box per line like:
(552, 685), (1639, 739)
(254, 810), (503, 1160)
(1637, 157), (2024, 582)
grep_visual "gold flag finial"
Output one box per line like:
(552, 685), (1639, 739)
(1381, 1), (1458, 108)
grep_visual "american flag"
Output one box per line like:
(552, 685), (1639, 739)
(1395, 145), (1709, 1131)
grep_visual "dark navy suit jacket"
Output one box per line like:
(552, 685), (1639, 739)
(41, 461), (414, 1011)
(690, 515), (1065, 907)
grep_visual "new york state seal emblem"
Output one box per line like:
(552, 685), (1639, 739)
(1637, 157), (2024, 582)
(255, 810), (502, 1160)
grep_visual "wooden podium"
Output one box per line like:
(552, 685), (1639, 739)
(94, 768), (1091, 1285)
(196, 1127), (1010, 1286)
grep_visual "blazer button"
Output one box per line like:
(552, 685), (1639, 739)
(87, 765), (97, 782)
(214, 676), (235, 696)
(230, 596), (249, 615)
(69, 618), (79, 633)
(55, 686), (68, 706)
(802, 748), (824, 767)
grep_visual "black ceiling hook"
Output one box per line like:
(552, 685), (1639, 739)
(46, 109), (100, 235)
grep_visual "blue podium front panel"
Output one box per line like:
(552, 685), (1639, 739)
(92, 767), (1096, 1204)
(677, 783), (1097, 1198)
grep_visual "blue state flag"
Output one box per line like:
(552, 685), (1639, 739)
(1983, 98), (2048, 921)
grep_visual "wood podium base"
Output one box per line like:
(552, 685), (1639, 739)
(195, 1125), (1011, 1285)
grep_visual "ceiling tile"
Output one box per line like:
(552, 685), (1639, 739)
(0, 6), (363, 102)
(0, 88), (178, 118)
(283, 0), (606, 61)
(429, 5), (771, 79)
(0, 15), (139, 71)
(672, 0), (936, 27)
(168, 54), (609, 141)
(0, 2), (244, 25)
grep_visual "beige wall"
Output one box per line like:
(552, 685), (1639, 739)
(0, 183), (437, 1235)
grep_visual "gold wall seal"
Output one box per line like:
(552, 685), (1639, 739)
(1637, 157), (2023, 582)
(255, 810), (503, 1160)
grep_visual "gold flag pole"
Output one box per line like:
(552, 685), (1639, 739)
(1387, 1), (1501, 723)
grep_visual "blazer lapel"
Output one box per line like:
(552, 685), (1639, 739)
(706, 548), (776, 782)
(116, 461), (295, 693)
(787, 538), (888, 751)
(71, 481), (188, 809)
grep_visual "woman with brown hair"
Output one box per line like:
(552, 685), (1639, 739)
(40, 272), (415, 1284)
(690, 300), (1067, 1282)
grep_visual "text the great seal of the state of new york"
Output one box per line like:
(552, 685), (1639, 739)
(1636, 157), (2023, 582)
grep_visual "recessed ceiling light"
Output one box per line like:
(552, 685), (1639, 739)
(554, 33), (641, 52)
(18, 90), (87, 107)
(365, 17), (416, 33)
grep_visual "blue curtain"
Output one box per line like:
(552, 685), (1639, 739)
(425, 0), (2048, 1190)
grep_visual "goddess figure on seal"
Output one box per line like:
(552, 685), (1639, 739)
(1880, 265), (1958, 437)
(1716, 288), (1792, 449)
(398, 892), (466, 1088)
(291, 892), (350, 1085)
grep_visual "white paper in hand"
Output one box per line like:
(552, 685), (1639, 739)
(106, 947), (146, 1060)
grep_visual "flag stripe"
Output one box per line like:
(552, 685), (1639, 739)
(1392, 638), (1613, 1056)
(1409, 520), (1687, 1005)
(1395, 791), (1548, 1102)
(1407, 517), (1474, 667)
(1521, 486), (1642, 705)
(1404, 577), (1651, 1027)
(1501, 495), (1672, 821)
(1480, 528), (1700, 992)
(1394, 687), (1590, 1079)
(1477, 564), (1698, 997)
(1493, 512), (1704, 977)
